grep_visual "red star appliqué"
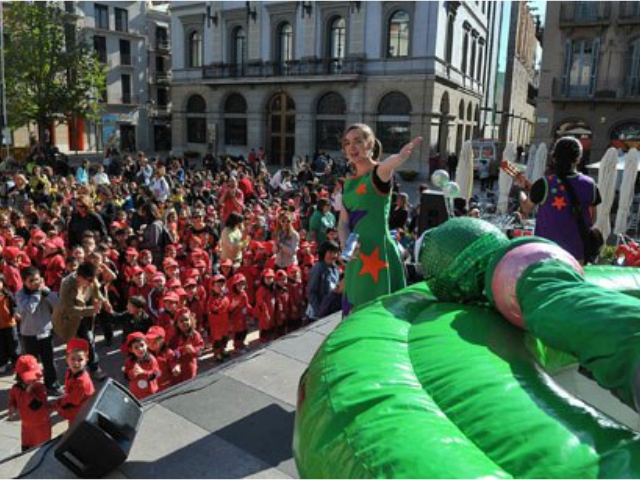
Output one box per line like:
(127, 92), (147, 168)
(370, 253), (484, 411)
(356, 183), (367, 195)
(359, 247), (389, 283)
(552, 195), (567, 211)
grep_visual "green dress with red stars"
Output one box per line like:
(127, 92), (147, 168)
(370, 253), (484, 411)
(342, 166), (406, 315)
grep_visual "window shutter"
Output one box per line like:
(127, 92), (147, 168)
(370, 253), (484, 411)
(562, 39), (572, 95)
(589, 38), (600, 96)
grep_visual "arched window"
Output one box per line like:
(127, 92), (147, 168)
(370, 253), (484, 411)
(224, 93), (248, 146)
(316, 92), (347, 151)
(189, 31), (203, 68)
(232, 27), (247, 76)
(186, 94), (206, 144)
(278, 23), (294, 74)
(387, 10), (409, 57)
(376, 92), (411, 152)
(328, 17), (346, 73)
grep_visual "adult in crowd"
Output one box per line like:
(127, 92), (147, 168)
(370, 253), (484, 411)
(307, 240), (341, 322)
(75, 159), (90, 185)
(338, 123), (422, 316)
(151, 165), (171, 203)
(518, 136), (602, 264)
(308, 198), (335, 245)
(220, 212), (247, 268)
(67, 195), (108, 248)
(53, 261), (109, 381)
(138, 202), (169, 267)
(220, 175), (245, 224)
(389, 192), (410, 231)
(273, 211), (300, 270)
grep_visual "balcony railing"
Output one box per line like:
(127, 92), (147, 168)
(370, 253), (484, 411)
(559, 2), (610, 26)
(203, 56), (364, 79)
(619, 1), (640, 23)
(551, 76), (640, 100)
(156, 40), (170, 52)
(155, 71), (171, 83)
(120, 54), (132, 66)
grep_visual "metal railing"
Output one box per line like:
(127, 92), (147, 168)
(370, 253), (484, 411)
(559, 2), (611, 25)
(156, 40), (170, 51)
(551, 76), (640, 100)
(155, 71), (171, 83)
(203, 56), (364, 79)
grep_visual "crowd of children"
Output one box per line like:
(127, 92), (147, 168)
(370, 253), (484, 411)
(2, 148), (418, 452)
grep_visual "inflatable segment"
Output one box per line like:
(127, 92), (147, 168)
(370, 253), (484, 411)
(295, 218), (640, 478)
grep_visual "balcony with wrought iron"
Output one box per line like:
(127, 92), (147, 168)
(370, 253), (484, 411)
(202, 56), (364, 83)
(155, 71), (172, 84)
(156, 40), (170, 53)
(559, 2), (611, 27)
(551, 76), (640, 102)
(619, 1), (640, 25)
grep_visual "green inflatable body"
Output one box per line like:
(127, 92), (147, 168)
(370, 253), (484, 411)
(294, 218), (640, 478)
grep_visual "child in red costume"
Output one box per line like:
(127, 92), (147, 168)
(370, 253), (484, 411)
(43, 240), (66, 292)
(54, 338), (95, 426)
(8, 355), (52, 451)
(122, 332), (160, 400)
(146, 326), (180, 391)
(156, 291), (179, 345)
(228, 273), (253, 353)
(254, 269), (276, 343)
(287, 265), (306, 330)
(274, 270), (291, 336)
(183, 278), (206, 332)
(170, 309), (204, 384)
(207, 274), (230, 361)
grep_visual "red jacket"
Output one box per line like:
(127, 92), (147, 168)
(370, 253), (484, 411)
(155, 310), (177, 345)
(3, 263), (22, 295)
(44, 254), (66, 292)
(55, 369), (95, 425)
(153, 345), (179, 391)
(287, 281), (306, 321)
(274, 285), (290, 327)
(123, 354), (160, 399)
(229, 291), (252, 333)
(185, 295), (205, 329)
(254, 285), (276, 332)
(207, 293), (230, 341)
(170, 329), (204, 383)
(9, 383), (52, 449)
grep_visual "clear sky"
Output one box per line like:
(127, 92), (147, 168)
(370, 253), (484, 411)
(497, 0), (546, 72)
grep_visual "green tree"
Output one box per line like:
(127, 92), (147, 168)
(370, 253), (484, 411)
(4, 1), (106, 142)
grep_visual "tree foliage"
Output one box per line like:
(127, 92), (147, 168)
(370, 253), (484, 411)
(4, 2), (106, 135)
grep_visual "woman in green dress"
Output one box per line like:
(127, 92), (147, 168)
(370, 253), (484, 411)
(339, 124), (422, 315)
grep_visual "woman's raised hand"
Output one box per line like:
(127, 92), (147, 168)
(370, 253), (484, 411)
(399, 137), (424, 160)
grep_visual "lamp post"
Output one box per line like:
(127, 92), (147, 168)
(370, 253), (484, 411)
(0, 1), (10, 158)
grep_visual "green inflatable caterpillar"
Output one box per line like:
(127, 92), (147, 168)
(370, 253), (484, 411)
(293, 218), (640, 478)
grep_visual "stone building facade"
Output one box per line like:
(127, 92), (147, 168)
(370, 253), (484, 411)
(171, 1), (502, 175)
(533, 1), (640, 164)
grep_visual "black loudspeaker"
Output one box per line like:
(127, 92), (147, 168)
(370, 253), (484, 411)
(418, 190), (450, 235)
(55, 378), (143, 478)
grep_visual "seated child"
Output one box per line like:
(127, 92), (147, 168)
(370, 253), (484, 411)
(54, 338), (96, 426)
(122, 332), (160, 400)
(8, 355), (52, 451)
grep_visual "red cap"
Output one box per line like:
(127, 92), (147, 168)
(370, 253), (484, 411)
(67, 337), (90, 355)
(166, 278), (182, 289)
(164, 244), (177, 252)
(131, 266), (144, 275)
(140, 249), (152, 257)
(286, 265), (301, 275)
(121, 331), (146, 354)
(230, 273), (247, 287)
(184, 278), (197, 287)
(175, 307), (192, 319)
(275, 269), (288, 280)
(3, 246), (21, 260)
(146, 325), (165, 340)
(163, 292), (180, 303)
(31, 230), (46, 240)
(299, 241), (310, 249)
(152, 273), (166, 282)
(262, 268), (275, 278)
(144, 264), (158, 276)
(174, 287), (188, 297)
(193, 260), (207, 269)
(163, 258), (179, 268)
(212, 274), (226, 283)
(125, 248), (139, 256)
(220, 258), (233, 268)
(184, 268), (201, 279)
(15, 355), (43, 382)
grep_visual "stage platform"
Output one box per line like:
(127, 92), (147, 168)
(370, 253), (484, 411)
(0, 312), (341, 479)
